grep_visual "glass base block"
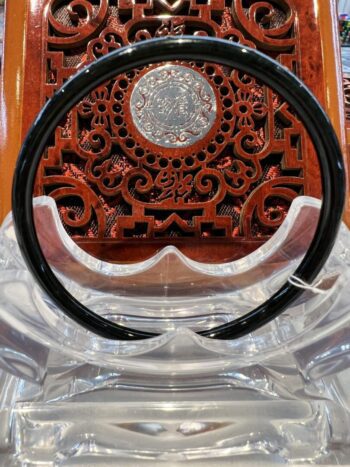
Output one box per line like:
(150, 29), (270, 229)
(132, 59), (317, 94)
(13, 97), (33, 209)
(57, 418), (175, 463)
(0, 196), (349, 465)
(2, 400), (347, 465)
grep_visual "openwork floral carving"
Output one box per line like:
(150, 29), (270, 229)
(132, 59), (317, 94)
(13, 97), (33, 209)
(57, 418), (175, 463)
(37, 0), (316, 262)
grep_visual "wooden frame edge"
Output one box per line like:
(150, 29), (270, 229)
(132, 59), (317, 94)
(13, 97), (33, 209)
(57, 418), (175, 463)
(320, 0), (349, 224)
(0, 0), (28, 221)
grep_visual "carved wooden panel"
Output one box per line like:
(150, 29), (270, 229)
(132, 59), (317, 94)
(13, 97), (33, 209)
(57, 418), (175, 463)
(22, 0), (332, 262)
(344, 75), (350, 121)
(343, 73), (350, 184)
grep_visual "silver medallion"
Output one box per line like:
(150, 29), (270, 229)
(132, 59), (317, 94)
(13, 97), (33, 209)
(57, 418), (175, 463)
(130, 64), (217, 148)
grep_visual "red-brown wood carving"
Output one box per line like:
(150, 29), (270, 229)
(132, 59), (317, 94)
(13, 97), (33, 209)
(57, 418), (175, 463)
(33, 0), (321, 263)
(344, 75), (350, 121)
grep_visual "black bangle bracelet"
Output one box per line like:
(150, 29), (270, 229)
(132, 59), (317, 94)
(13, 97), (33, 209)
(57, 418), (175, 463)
(12, 36), (346, 341)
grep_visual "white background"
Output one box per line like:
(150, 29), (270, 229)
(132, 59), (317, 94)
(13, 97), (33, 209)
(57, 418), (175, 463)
(339, 0), (350, 14)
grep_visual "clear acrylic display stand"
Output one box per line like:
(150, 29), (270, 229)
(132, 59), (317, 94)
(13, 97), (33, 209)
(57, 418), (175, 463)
(0, 195), (349, 465)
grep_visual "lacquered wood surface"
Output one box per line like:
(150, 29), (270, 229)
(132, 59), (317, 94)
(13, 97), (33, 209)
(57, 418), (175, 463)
(0, 0), (348, 263)
(0, 0), (27, 222)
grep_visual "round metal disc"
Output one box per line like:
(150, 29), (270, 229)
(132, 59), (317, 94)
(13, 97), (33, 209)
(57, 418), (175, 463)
(130, 64), (217, 148)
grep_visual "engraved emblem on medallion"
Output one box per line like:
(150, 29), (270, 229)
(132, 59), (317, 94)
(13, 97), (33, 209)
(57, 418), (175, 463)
(130, 65), (217, 148)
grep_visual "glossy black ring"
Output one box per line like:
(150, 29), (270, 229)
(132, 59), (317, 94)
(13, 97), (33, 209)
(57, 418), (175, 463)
(12, 36), (346, 341)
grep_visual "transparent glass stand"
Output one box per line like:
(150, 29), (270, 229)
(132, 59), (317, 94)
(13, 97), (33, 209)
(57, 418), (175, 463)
(0, 196), (349, 465)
